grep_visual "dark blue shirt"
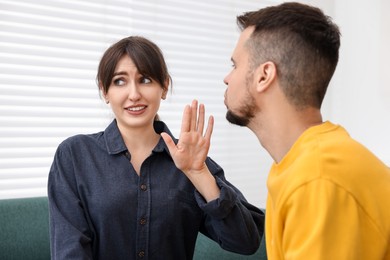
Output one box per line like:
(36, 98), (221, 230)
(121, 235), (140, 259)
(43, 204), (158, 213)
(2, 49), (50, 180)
(48, 120), (264, 260)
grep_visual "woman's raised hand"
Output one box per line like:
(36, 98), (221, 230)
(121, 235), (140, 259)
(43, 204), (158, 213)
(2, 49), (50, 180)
(161, 100), (214, 176)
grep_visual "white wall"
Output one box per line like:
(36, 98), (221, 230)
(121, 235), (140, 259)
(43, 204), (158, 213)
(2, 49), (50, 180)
(325, 0), (390, 165)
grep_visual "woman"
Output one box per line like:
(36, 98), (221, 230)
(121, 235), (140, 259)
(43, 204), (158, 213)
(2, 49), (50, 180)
(48, 36), (263, 259)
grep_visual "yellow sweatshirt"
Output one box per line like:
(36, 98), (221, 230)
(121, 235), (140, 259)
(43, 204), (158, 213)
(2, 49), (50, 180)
(266, 121), (390, 260)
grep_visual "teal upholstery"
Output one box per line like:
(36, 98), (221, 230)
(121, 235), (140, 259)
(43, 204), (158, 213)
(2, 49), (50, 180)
(194, 232), (267, 260)
(0, 197), (50, 260)
(0, 197), (267, 260)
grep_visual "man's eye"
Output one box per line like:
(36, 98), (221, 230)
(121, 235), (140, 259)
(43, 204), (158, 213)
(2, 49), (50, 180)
(140, 77), (152, 84)
(113, 78), (125, 86)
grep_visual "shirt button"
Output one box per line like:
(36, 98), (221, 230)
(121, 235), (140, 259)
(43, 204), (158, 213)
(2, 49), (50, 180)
(138, 251), (145, 258)
(140, 184), (147, 191)
(140, 218), (147, 225)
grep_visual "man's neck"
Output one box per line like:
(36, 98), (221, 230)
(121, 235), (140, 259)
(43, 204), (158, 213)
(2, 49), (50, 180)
(249, 107), (322, 163)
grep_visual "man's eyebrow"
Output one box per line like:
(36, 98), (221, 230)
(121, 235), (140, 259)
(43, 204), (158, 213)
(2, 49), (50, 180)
(230, 57), (236, 64)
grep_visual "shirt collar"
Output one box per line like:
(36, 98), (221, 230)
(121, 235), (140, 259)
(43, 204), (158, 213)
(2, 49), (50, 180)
(152, 120), (177, 154)
(103, 119), (176, 155)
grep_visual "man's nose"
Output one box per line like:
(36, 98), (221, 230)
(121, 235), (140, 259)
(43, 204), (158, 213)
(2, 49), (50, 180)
(223, 74), (229, 86)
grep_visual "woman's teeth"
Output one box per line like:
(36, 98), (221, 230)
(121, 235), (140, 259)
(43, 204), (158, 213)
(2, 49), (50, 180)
(127, 106), (145, 111)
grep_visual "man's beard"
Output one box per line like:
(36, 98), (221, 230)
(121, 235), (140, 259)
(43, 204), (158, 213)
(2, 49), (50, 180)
(225, 69), (258, 126)
(226, 110), (250, 126)
(226, 92), (257, 127)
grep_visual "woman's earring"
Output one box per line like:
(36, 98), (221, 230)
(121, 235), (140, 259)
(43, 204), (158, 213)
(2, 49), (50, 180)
(162, 90), (168, 100)
(104, 95), (109, 104)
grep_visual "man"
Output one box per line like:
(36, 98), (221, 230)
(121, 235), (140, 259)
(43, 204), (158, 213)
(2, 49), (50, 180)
(223, 2), (390, 259)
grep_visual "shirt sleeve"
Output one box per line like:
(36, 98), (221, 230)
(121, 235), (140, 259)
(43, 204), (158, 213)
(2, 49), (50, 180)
(194, 157), (265, 255)
(47, 142), (93, 260)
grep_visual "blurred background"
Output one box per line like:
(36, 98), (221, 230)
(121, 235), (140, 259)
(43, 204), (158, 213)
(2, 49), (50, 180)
(0, 0), (389, 208)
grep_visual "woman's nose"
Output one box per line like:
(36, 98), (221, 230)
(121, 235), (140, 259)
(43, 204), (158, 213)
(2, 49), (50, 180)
(127, 84), (141, 101)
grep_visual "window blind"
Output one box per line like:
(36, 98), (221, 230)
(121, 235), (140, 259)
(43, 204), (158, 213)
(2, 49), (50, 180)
(0, 0), (275, 206)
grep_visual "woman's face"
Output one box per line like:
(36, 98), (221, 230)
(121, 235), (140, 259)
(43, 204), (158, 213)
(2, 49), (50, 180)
(104, 55), (167, 130)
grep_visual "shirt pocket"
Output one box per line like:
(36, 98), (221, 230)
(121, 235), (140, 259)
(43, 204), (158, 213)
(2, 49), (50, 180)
(168, 189), (197, 206)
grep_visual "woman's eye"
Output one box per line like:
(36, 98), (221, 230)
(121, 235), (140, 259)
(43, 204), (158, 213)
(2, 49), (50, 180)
(113, 78), (125, 86)
(140, 77), (152, 84)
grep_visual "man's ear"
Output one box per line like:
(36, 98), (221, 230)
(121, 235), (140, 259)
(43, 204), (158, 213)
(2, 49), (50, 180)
(254, 61), (277, 93)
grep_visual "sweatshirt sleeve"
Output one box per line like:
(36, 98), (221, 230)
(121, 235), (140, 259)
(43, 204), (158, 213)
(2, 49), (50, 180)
(277, 179), (387, 259)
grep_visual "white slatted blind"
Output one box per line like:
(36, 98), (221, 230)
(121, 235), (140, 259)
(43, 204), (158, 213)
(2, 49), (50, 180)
(0, 0), (276, 206)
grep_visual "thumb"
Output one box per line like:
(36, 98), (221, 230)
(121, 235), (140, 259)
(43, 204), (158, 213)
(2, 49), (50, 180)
(161, 132), (176, 154)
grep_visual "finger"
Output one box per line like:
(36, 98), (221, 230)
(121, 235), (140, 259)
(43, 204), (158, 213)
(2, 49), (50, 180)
(204, 115), (214, 141)
(190, 100), (198, 131)
(161, 132), (177, 154)
(197, 103), (205, 134)
(180, 105), (191, 133)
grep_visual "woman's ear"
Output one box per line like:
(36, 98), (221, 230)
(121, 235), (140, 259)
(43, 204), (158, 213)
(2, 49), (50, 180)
(99, 85), (109, 104)
(161, 79), (170, 100)
(254, 61), (277, 93)
(161, 88), (168, 100)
